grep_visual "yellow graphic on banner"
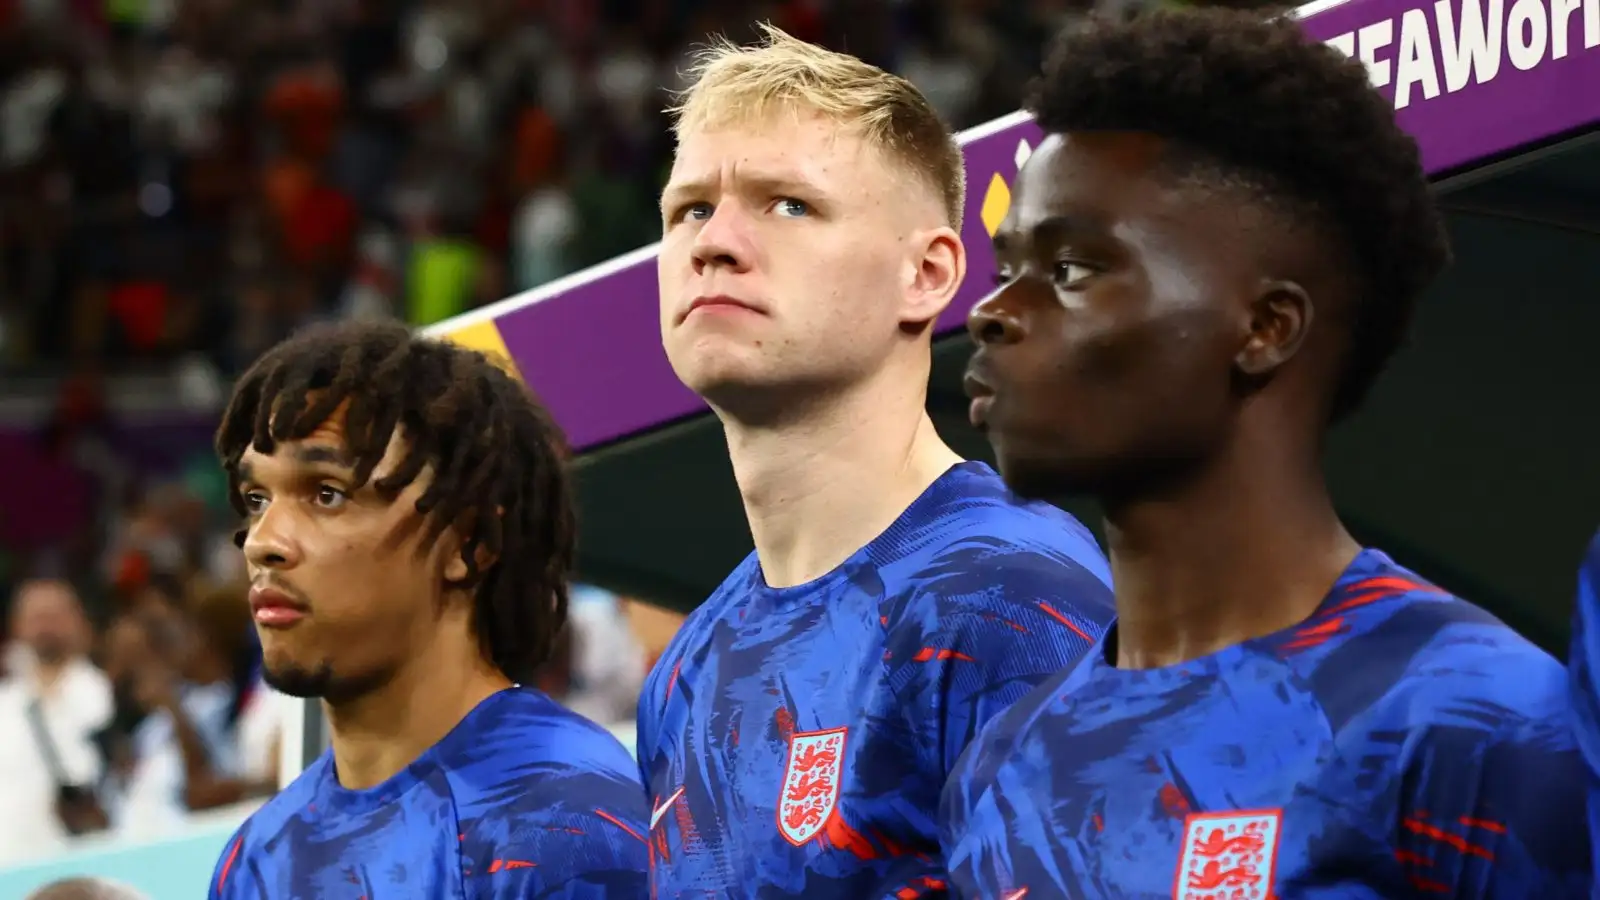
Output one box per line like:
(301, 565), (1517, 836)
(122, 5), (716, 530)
(435, 319), (523, 381)
(980, 173), (1011, 238)
(977, 140), (1034, 238)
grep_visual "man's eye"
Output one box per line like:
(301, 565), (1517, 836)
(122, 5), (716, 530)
(315, 486), (349, 509)
(1053, 261), (1097, 287)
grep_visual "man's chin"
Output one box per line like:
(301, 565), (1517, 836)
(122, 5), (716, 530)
(994, 447), (1099, 504)
(263, 659), (392, 705)
(262, 660), (333, 699)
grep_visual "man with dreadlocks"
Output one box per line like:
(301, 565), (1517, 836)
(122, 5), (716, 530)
(206, 321), (648, 899)
(939, 8), (1589, 899)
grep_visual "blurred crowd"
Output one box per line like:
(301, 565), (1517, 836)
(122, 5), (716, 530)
(0, 0), (1093, 377)
(0, 540), (662, 866)
(0, 0), (1134, 868)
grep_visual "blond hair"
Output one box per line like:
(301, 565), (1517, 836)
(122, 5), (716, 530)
(669, 23), (966, 227)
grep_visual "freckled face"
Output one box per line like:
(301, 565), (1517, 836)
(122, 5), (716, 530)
(658, 111), (925, 404)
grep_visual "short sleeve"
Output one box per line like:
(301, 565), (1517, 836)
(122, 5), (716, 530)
(883, 543), (1111, 773)
(461, 765), (650, 899)
(1392, 715), (1591, 897)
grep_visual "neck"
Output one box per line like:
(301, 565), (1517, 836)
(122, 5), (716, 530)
(1103, 427), (1359, 670)
(721, 368), (963, 588)
(324, 616), (511, 790)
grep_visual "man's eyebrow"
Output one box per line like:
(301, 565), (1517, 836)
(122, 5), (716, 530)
(660, 172), (823, 213)
(993, 213), (1111, 253)
(235, 445), (359, 485)
(292, 445), (358, 469)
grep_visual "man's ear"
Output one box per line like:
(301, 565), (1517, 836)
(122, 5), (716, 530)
(900, 226), (966, 328)
(1234, 280), (1313, 377)
(443, 506), (504, 584)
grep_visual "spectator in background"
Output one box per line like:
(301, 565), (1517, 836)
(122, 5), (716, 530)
(232, 663), (285, 795)
(0, 578), (112, 865)
(0, 0), (1153, 858)
(535, 585), (647, 750)
(102, 580), (264, 837)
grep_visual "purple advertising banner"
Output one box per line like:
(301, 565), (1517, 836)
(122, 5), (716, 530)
(1300, 0), (1600, 173)
(430, 0), (1600, 453)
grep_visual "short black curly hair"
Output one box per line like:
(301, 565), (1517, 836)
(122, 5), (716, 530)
(215, 319), (575, 685)
(1030, 7), (1450, 420)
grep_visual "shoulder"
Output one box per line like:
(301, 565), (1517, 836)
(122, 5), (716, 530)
(944, 660), (1084, 793)
(880, 486), (1114, 637)
(884, 465), (1110, 597)
(1392, 610), (1565, 729)
(452, 697), (649, 884)
(890, 463), (1109, 576)
(449, 689), (643, 791)
(1322, 585), (1568, 745)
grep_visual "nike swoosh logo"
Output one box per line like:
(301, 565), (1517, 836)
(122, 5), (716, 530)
(650, 786), (686, 829)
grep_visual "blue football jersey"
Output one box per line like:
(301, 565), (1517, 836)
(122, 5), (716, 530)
(1568, 529), (1600, 865)
(638, 461), (1115, 897)
(210, 688), (649, 899)
(942, 548), (1590, 899)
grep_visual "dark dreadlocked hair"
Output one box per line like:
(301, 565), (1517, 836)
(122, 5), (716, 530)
(1030, 7), (1450, 421)
(215, 319), (574, 684)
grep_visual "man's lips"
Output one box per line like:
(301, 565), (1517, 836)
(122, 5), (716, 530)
(963, 368), (996, 431)
(682, 295), (763, 322)
(249, 586), (308, 628)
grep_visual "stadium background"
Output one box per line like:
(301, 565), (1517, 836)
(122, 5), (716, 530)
(0, 0), (1596, 895)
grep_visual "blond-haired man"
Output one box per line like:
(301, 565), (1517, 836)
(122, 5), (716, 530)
(638, 25), (1115, 895)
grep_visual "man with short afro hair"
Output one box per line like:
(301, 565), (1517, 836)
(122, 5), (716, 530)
(941, 7), (1588, 898)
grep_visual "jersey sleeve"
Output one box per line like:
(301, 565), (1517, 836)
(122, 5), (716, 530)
(208, 825), (249, 900)
(635, 652), (671, 788)
(883, 541), (1112, 775)
(936, 690), (1065, 900)
(1568, 530), (1600, 883)
(461, 762), (651, 899)
(1392, 707), (1591, 897)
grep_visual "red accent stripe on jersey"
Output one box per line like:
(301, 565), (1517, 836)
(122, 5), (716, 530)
(981, 612), (1029, 633)
(1402, 817), (1496, 860)
(911, 647), (976, 663)
(1279, 616), (1352, 652)
(1281, 575), (1448, 654)
(1035, 602), (1093, 642)
(893, 875), (948, 898)
(1394, 849), (1432, 867)
(1323, 576), (1444, 616)
(487, 859), (537, 873)
(594, 807), (647, 844)
(216, 836), (243, 893)
(665, 661), (682, 702)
